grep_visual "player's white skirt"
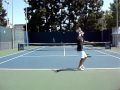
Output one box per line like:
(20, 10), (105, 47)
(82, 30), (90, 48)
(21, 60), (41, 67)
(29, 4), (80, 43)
(80, 51), (87, 58)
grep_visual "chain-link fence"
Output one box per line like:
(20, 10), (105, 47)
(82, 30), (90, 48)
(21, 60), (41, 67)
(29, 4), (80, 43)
(0, 26), (12, 50)
(0, 25), (25, 50)
(14, 24), (25, 48)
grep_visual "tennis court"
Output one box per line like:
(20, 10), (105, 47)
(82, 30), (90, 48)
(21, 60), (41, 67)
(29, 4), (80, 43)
(0, 44), (120, 90)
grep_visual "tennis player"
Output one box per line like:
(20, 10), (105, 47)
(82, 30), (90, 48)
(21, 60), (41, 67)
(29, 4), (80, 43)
(76, 26), (87, 71)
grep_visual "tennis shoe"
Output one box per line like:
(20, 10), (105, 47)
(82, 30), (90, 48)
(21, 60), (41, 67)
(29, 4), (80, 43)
(79, 65), (85, 71)
(81, 65), (85, 69)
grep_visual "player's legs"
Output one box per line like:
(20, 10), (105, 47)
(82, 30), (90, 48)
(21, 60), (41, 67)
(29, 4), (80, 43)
(78, 51), (87, 70)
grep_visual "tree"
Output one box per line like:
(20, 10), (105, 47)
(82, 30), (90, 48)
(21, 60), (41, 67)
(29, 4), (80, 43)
(105, 0), (120, 28)
(26, 0), (104, 32)
(0, 0), (7, 26)
(77, 0), (104, 31)
(26, 0), (60, 32)
(104, 11), (113, 29)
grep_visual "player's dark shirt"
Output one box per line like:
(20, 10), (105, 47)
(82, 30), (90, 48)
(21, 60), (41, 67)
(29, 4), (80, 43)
(77, 32), (83, 51)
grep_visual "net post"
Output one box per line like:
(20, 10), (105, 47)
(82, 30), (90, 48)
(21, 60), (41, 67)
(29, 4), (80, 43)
(105, 42), (111, 49)
(18, 43), (24, 51)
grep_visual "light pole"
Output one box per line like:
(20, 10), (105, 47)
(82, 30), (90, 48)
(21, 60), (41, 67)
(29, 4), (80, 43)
(116, 0), (119, 47)
(11, 0), (14, 48)
(24, 0), (28, 45)
(5, 0), (14, 48)
(4, 0), (9, 27)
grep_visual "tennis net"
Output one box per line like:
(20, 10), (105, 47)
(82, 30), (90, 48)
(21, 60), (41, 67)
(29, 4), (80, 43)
(18, 42), (111, 51)
(83, 42), (111, 50)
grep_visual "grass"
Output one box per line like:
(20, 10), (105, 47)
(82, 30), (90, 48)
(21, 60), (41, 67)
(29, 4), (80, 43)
(0, 48), (18, 57)
(110, 47), (120, 53)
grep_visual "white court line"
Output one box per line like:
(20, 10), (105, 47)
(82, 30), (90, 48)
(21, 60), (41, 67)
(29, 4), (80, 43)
(0, 50), (26, 59)
(0, 68), (120, 71)
(0, 50), (36, 65)
(0, 47), (46, 65)
(22, 55), (78, 57)
(105, 49), (120, 54)
(86, 67), (120, 70)
(96, 50), (120, 60)
(64, 47), (65, 56)
(21, 54), (110, 58)
(0, 47), (46, 59)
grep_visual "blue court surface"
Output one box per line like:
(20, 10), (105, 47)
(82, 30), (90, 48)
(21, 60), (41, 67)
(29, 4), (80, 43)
(0, 45), (120, 90)
(0, 45), (120, 70)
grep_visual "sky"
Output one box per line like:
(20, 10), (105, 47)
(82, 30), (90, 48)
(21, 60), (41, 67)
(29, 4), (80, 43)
(3, 0), (113, 25)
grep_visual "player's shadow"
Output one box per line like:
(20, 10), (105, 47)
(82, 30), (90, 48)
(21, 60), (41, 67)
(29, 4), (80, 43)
(53, 68), (79, 72)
